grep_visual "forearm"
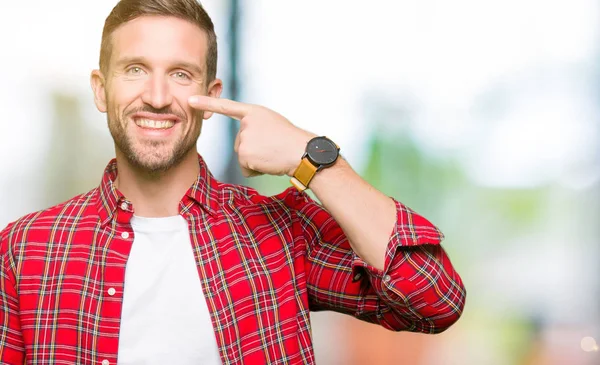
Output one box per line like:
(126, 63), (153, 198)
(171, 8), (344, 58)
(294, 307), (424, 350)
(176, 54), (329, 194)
(297, 189), (466, 333)
(308, 158), (396, 271)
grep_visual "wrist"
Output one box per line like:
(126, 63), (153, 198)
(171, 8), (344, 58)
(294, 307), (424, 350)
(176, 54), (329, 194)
(286, 132), (317, 177)
(289, 135), (340, 192)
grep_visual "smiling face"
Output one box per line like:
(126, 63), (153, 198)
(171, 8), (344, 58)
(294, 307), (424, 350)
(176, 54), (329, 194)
(91, 15), (222, 173)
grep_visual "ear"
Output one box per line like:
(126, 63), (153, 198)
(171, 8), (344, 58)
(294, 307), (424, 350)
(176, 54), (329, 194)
(90, 69), (107, 113)
(202, 78), (223, 120)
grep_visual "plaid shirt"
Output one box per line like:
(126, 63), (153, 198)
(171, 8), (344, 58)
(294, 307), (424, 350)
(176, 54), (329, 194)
(0, 155), (465, 365)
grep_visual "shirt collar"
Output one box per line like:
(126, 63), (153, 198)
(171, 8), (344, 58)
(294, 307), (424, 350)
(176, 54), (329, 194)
(96, 154), (220, 226)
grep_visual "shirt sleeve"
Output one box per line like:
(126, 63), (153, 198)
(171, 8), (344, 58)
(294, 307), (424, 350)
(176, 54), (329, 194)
(0, 225), (26, 364)
(294, 193), (466, 334)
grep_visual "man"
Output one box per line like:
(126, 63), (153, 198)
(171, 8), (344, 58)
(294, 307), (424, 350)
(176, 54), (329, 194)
(0, 0), (466, 364)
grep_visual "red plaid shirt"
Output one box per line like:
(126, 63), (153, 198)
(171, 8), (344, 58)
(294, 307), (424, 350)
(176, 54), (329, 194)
(0, 155), (465, 365)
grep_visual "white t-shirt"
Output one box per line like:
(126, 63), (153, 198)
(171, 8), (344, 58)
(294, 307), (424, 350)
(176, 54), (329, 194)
(117, 215), (222, 365)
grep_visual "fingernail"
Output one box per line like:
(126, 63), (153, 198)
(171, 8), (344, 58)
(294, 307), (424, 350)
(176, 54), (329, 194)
(188, 96), (199, 104)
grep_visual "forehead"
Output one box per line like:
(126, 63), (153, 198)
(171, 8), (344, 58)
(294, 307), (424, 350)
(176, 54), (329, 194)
(109, 15), (208, 68)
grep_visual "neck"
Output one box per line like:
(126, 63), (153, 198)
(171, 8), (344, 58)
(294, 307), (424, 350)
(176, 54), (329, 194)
(114, 150), (200, 217)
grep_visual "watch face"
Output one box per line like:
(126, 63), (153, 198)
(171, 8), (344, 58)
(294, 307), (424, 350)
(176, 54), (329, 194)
(306, 137), (339, 166)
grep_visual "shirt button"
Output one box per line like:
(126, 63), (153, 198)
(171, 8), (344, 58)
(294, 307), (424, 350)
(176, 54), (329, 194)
(107, 288), (116, 296)
(120, 202), (128, 210)
(353, 273), (362, 281)
(383, 275), (391, 283)
(121, 232), (130, 239)
(102, 360), (110, 365)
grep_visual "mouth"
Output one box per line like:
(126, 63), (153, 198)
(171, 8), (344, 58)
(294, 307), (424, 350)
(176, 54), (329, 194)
(135, 119), (175, 129)
(130, 111), (181, 130)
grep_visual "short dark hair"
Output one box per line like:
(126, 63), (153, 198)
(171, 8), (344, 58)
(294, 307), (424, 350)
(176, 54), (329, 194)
(99, 0), (218, 82)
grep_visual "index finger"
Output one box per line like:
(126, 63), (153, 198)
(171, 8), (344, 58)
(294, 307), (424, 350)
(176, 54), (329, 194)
(188, 95), (250, 120)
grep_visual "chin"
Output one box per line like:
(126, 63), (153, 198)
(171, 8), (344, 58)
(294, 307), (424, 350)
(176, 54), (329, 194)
(127, 148), (174, 172)
(129, 143), (195, 173)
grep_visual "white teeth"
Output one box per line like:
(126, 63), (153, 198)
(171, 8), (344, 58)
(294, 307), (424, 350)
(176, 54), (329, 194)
(135, 119), (175, 129)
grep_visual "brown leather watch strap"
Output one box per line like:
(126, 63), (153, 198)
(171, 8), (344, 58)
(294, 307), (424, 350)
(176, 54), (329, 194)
(290, 157), (318, 192)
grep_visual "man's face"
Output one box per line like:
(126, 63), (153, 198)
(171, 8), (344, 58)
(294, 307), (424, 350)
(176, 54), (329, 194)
(91, 16), (222, 173)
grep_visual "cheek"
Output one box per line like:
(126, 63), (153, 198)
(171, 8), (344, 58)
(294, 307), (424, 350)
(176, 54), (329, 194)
(120, 84), (144, 103)
(171, 86), (203, 122)
(108, 80), (146, 116)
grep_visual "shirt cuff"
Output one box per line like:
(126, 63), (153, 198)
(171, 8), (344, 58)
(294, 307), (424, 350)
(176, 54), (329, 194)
(352, 198), (443, 276)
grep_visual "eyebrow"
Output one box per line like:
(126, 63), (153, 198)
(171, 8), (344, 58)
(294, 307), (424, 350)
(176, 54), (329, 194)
(114, 56), (205, 76)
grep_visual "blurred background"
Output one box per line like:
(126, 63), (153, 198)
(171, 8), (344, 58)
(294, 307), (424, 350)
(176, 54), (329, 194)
(1, 0), (599, 364)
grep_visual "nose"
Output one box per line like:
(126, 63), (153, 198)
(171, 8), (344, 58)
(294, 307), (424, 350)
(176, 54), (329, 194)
(141, 72), (173, 109)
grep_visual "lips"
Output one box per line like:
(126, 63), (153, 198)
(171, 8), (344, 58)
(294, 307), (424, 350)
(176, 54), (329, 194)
(135, 119), (175, 129)
(130, 111), (181, 130)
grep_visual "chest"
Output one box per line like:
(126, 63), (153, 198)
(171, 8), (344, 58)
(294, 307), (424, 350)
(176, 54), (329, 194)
(15, 210), (312, 363)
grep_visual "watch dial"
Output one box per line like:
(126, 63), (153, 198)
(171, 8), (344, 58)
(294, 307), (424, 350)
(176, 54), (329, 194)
(307, 137), (338, 165)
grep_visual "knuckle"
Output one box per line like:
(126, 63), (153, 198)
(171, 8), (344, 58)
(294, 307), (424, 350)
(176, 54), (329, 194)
(237, 145), (245, 157)
(237, 144), (250, 158)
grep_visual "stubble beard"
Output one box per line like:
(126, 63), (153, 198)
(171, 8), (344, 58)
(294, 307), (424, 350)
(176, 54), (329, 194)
(107, 107), (201, 175)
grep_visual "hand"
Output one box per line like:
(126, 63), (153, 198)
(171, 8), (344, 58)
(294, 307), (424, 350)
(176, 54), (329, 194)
(188, 95), (316, 178)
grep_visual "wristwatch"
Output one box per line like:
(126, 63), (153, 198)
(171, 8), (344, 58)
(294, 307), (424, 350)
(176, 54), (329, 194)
(290, 136), (340, 192)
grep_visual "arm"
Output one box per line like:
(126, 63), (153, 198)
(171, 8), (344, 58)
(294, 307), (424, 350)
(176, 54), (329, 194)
(188, 95), (466, 331)
(308, 157), (396, 270)
(293, 190), (465, 333)
(0, 226), (25, 363)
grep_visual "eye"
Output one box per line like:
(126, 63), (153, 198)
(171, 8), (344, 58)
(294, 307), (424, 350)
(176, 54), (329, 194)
(126, 66), (145, 75)
(173, 71), (191, 80)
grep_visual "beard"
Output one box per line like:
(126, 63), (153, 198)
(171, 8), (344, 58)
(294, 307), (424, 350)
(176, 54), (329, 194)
(107, 104), (200, 174)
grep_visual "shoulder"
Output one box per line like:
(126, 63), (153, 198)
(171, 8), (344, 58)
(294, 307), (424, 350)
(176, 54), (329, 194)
(214, 181), (335, 226)
(0, 187), (100, 250)
(216, 181), (316, 212)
